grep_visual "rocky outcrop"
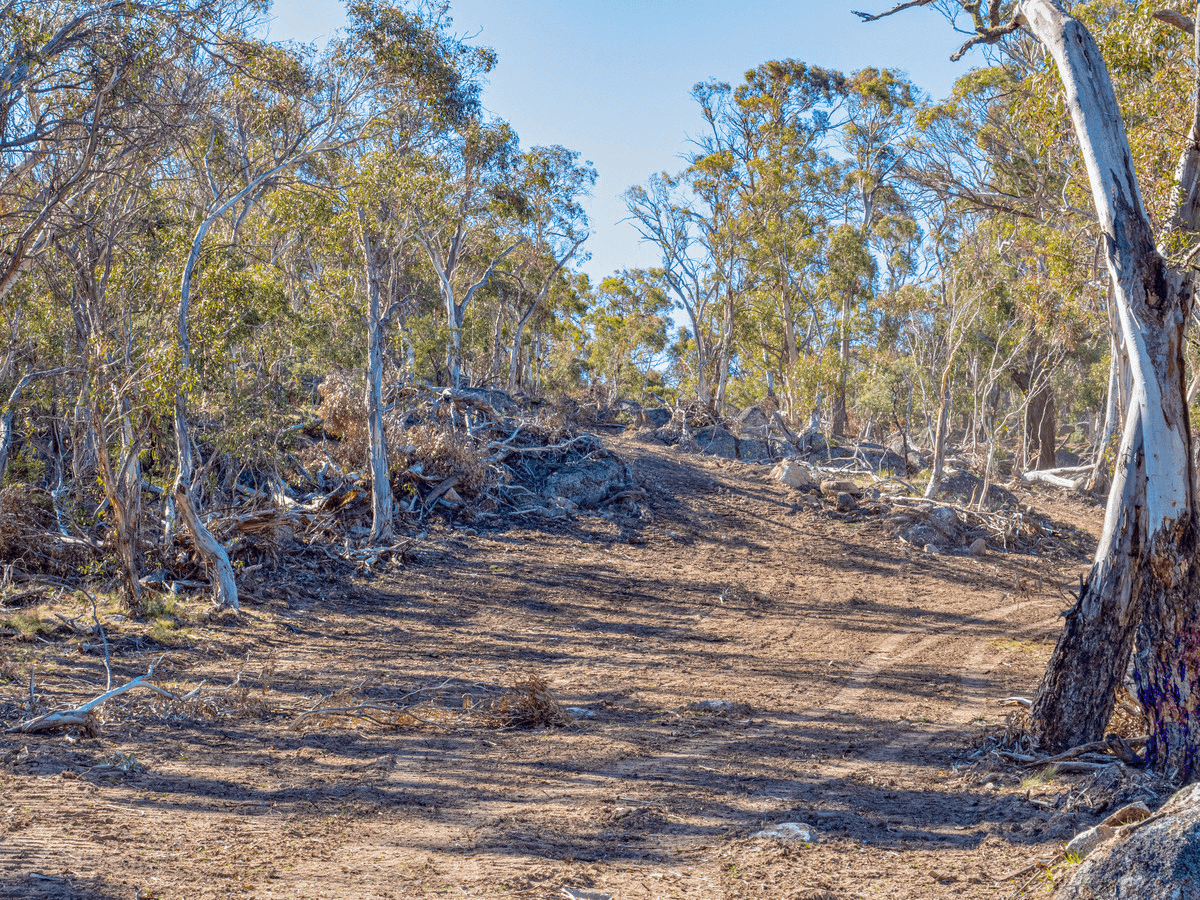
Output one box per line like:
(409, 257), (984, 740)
(1055, 784), (1200, 900)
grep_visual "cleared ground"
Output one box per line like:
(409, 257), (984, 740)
(0, 435), (1104, 899)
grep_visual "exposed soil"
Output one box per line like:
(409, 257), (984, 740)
(0, 435), (1113, 899)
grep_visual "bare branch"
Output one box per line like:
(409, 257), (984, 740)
(950, 19), (1025, 61)
(856, 0), (1026, 59)
(1154, 9), (1196, 36)
(853, 0), (937, 22)
(9, 657), (174, 734)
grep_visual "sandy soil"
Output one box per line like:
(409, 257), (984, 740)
(0, 434), (1113, 899)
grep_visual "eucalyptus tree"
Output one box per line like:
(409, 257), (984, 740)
(0, 0), (245, 305)
(828, 68), (918, 434)
(410, 120), (525, 388)
(46, 174), (162, 602)
(697, 61), (842, 417)
(160, 31), (369, 610)
(860, 0), (1200, 780)
(583, 271), (671, 403)
(0, 0), (244, 514)
(501, 145), (595, 391)
(325, 0), (495, 543)
(625, 174), (721, 405)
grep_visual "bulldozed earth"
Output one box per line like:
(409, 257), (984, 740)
(0, 426), (1159, 899)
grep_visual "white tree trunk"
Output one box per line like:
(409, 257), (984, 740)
(361, 227), (393, 545)
(924, 372), (952, 499)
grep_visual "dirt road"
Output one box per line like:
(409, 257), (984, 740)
(0, 436), (1098, 899)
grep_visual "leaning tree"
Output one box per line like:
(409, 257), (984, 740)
(859, 0), (1200, 781)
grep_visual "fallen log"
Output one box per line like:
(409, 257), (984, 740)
(1021, 468), (1088, 490)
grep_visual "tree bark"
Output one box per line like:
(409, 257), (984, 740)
(172, 400), (239, 611)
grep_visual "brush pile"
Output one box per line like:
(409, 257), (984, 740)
(1, 382), (640, 602)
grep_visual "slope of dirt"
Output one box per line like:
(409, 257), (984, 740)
(0, 435), (1107, 899)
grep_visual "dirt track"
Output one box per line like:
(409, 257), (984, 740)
(0, 435), (1101, 899)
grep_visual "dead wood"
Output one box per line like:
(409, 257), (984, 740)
(1021, 469), (1088, 490)
(9, 657), (178, 733)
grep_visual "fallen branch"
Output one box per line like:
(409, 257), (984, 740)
(1000, 696), (1033, 708)
(9, 657), (176, 733)
(290, 701), (450, 731)
(291, 681), (457, 730)
(1021, 469), (1087, 490)
(422, 475), (460, 510)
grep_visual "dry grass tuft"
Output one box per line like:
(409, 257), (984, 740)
(490, 673), (572, 729)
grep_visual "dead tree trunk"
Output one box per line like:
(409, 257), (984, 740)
(832, 293), (852, 436)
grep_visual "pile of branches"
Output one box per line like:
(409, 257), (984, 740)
(879, 495), (1091, 558)
(198, 384), (637, 581)
(385, 385), (636, 521)
(0, 485), (98, 581)
(0, 382), (638, 604)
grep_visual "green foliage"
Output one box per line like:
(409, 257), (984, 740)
(584, 271), (671, 401)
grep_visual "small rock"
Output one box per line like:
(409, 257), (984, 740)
(836, 492), (856, 512)
(770, 460), (815, 489)
(752, 822), (818, 843)
(565, 707), (596, 718)
(637, 407), (672, 429)
(821, 479), (859, 496)
(903, 524), (942, 550)
(694, 424), (739, 459)
(441, 487), (462, 506)
(1101, 802), (1153, 828)
(737, 405), (770, 428)
(1064, 801), (1155, 860)
(1066, 823), (1117, 859)
(561, 889), (612, 900)
(930, 506), (959, 527)
(969, 538), (988, 556)
(691, 700), (733, 712)
(736, 439), (771, 460)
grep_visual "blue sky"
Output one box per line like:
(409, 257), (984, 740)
(266, 1), (975, 282)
